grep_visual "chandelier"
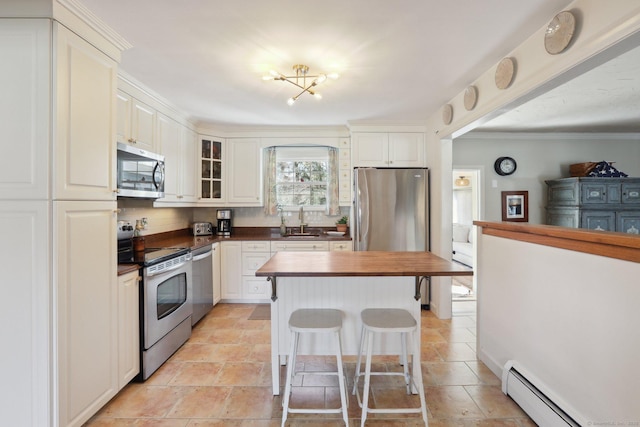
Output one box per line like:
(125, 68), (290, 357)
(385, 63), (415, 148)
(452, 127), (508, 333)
(263, 64), (338, 105)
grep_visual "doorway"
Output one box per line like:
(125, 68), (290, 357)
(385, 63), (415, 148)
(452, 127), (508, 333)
(452, 168), (480, 301)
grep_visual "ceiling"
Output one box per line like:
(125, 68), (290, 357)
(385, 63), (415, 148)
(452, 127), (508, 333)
(79, 0), (576, 128)
(475, 43), (640, 133)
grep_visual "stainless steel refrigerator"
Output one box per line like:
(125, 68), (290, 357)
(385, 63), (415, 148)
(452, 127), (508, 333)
(354, 167), (429, 251)
(353, 167), (430, 305)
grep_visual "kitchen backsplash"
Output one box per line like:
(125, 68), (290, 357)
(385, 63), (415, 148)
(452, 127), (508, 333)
(118, 198), (350, 235)
(193, 206), (350, 228)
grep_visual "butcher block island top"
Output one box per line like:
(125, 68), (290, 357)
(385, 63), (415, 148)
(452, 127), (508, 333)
(255, 250), (474, 277)
(258, 251), (472, 395)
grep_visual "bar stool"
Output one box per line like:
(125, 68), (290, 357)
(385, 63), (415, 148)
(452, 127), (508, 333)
(353, 308), (428, 426)
(281, 308), (349, 427)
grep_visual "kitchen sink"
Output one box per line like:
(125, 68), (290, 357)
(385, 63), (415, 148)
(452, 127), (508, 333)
(284, 233), (320, 238)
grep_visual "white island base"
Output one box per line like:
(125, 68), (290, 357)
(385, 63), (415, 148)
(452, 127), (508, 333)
(269, 276), (421, 395)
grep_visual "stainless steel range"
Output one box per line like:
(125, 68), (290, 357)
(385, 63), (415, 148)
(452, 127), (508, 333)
(138, 247), (192, 380)
(117, 223), (193, 380)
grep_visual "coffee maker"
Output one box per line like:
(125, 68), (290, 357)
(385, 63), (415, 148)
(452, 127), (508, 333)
(216, 209), (232, 236)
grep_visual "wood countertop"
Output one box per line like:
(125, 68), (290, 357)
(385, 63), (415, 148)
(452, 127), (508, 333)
(474, 221), (640, 263)
(255, 251), (473, 277)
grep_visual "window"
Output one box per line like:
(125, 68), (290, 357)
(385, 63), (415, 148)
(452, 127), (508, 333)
(275, 147), (328, 208)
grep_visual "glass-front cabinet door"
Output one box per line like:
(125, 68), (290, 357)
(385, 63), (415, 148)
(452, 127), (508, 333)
(200, 137), (223, 202)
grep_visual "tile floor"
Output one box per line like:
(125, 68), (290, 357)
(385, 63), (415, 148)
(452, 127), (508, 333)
(85, 301), (535, 426)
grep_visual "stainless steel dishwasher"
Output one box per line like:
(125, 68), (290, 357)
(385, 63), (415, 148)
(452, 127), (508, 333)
(191, 244), (214, 325)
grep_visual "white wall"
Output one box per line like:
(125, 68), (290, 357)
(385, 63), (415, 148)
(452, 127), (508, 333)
(454, 132), (640, 224)
(476, 232), (640, 423)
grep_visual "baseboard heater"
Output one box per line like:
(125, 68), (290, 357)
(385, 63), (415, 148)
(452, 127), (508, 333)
(502, 361), (581, 427)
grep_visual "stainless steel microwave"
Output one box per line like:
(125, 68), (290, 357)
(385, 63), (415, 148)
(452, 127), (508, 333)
(116, 142), (165, 199)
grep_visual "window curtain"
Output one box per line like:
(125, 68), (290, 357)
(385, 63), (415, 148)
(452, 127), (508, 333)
(326, 147), (339, 215)
(263, 147), (278, 215)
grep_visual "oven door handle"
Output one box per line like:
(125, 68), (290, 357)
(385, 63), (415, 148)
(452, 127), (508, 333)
(192, 250), (212, 262)
(146, 260), (189, 278)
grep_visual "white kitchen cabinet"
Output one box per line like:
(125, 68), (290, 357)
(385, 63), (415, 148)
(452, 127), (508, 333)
(156, 114), (197, 204)
(116, 89), (156, 152)
(338, 139), (352, 205)
(55, 200), (118, 427)
(180, 127), (198, 202)
(199, 136), (224, 204)
(352, 132), (425, 167)
(212, 242), (222, 304)
(271, 240), (330, 252)
(241, 241), (271, 301)
(0, 200), (50, 426)
(330, 241), (353, 251)
(54, 24), (118, 201)
(1, 14), (123, 427)
(117, 269), (140, 389)
(0, 20), (50, 200)
(220, 239), (351, 304)
(221, 241), (242, 300)
(227, 138), (263, 206)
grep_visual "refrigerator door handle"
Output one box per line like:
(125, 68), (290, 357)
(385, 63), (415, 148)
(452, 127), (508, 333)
(357, 171), (370, 250)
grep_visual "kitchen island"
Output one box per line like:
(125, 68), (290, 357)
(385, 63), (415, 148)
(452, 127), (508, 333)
(255, 251), (472, 394)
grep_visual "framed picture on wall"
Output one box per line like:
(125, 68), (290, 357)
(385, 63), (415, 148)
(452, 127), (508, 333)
(501, 191), (529, 222)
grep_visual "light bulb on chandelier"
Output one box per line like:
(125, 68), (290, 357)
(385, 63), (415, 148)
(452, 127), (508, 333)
(263, 64), (338, 105)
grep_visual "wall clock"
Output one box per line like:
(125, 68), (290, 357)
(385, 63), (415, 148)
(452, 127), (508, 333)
(494, 156), (517, 176)
(464, 85), (478, 110)
(442, 104), (453, 125)
(544, 10), (576, 55)
(495, 57), (516, 89)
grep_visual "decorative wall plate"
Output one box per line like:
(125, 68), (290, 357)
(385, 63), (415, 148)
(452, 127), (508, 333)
(495, 57), (516, 89)
(442, 104), (453, 125)
(464, 85), (478, 110)
(544, 10), (576, 55)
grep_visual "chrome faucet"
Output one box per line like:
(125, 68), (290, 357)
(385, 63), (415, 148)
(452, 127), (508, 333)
(299, 206), (307, 233)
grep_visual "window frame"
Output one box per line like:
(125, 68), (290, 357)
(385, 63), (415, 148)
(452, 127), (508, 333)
(274, 147), (330, 211)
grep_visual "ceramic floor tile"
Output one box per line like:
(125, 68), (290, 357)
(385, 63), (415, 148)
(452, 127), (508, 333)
(96, 384), (185, 418)
(221, 386), (276, 419)
(464, 361), (501, 386)
(168, 361), (224, 386)
(464, 385), (529, 418)
(424, 385), (485, 419)
(437, 327), (477, 343)
(422, 361), (482, 386)
(434, 342), (478, 362)
(216, 362), (268, 386)
(166, 386), (232, 418)
(421, 328), (448, 343)
(88, 301), (535, 426)
(422, 343), (446, 362)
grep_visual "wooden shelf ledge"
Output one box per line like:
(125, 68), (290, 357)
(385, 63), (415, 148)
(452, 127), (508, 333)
(474, 221), (640, 263)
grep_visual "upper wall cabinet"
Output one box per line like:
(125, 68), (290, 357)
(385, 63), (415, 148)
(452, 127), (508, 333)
(0, 20), (50, 200)
(352, 132), (425, 167)
(199, 136), (224, 204)
(156, 114), (197, 204)
(227, 138), (263, 206)
(116, 90), (156, 152)
(54, 23), (118, 201)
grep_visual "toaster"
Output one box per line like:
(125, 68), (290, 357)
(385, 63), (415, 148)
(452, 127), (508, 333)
(192, 222), (213, 236)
